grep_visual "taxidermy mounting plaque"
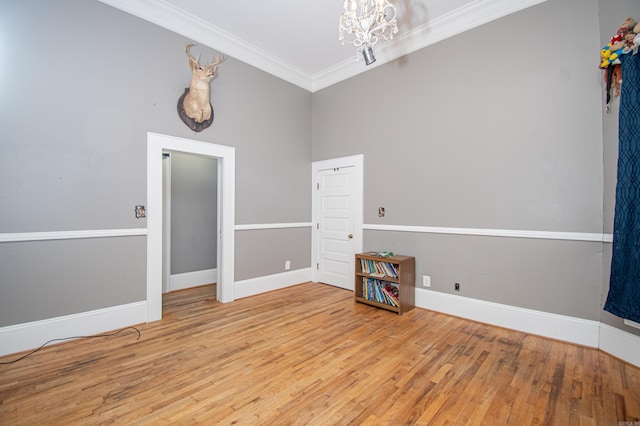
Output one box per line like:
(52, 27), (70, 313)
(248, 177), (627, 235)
(178, 43), (225, 132)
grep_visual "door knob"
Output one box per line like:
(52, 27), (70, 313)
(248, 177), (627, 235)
(348, 234), (353, 239)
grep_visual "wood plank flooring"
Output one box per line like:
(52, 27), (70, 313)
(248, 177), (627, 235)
(1, 282), (639, 425)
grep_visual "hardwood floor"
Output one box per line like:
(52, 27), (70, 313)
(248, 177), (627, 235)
(1, 282), (639, 425)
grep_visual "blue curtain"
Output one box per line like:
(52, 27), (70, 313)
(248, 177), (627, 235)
(604, 52), (640, 323)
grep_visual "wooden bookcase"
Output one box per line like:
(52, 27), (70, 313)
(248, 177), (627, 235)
(354, 252), (415, 315)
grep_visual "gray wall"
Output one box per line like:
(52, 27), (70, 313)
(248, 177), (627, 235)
(312, 0), (610, 321)
(0, 238), (146, 325)
(235, 228), (311, 281)
(2, 0), (638, 338)
(170, 152), (217, 275)
(599, 0), (640, 335)
(0, 0), (311, 327)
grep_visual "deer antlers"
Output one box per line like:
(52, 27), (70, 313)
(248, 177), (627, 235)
(184, 43), (226, 72)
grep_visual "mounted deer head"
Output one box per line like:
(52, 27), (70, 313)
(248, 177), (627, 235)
(177, 43), (226, 131)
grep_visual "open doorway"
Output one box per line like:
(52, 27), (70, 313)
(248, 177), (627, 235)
(163, 152), (218, 295)
(147, 133), (235, 323)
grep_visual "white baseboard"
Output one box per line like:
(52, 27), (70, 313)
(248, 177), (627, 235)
(415, 288), (600, 348)
(234, 268), (312, 300)
(599, 323), (640, 368)
(170, 268), (217, 292)
(0, 301), (147, 357)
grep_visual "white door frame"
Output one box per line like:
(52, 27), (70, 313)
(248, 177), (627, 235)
(147, 132), (235, 322)
(311, 154), (364, 285)
(162, 152), (172, 294)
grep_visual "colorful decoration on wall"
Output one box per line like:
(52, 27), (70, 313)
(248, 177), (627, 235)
(600, 17), (640, 111)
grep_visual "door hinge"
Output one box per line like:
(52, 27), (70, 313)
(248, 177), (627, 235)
(316, 223), (319, 230)
(316, 263), (319, 270)
(316, 182), (319, 190)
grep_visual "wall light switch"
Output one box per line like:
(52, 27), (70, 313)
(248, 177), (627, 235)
(285, 260), (291, 270)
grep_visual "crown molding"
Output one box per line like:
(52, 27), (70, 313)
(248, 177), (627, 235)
(98, 0), (313, 91)
(99, 0), (548, 93)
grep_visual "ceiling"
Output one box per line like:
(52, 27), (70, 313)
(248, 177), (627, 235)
(99, 0), (546, 92)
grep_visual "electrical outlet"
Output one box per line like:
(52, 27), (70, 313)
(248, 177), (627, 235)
(285, 260), (291, 270)
(422, 275), (431, 287)
(455, 282), (460, 291)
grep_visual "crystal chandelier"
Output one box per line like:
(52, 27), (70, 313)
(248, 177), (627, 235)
(339, 0), (399, 65)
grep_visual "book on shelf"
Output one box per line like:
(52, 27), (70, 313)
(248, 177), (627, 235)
(360, 258), (399, 278)
(362, 277), (400, 307)
(380, 286), (399, 307)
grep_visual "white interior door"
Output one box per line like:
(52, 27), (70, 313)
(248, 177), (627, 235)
(312, 155), (363, 291)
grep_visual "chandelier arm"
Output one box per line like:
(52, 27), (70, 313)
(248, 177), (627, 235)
(368, 5), (397, 38)
(382, 3), (397, 22)
(368, 22), (393, 39)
